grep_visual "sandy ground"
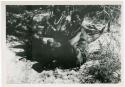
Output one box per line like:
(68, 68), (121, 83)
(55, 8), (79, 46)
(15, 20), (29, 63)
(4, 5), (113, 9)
(6, 45), (80, 84)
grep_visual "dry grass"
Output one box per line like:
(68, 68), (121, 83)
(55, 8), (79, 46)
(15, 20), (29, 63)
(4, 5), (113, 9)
(79, 28), (121, 83)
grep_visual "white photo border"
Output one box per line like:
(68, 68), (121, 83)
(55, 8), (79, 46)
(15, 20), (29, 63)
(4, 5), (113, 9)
(1, 1), (124, 87)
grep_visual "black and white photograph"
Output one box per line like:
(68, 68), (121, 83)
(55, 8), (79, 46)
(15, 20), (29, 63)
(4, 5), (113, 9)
(2, 2), (122, 85)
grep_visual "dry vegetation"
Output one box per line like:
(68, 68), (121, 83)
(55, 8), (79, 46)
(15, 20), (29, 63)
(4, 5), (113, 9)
(6, 5), (121, 83)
